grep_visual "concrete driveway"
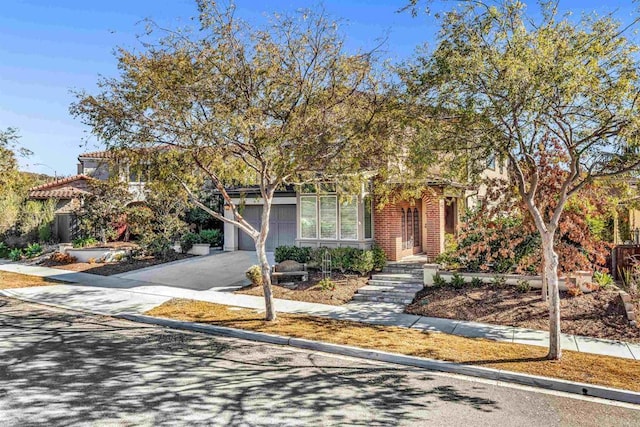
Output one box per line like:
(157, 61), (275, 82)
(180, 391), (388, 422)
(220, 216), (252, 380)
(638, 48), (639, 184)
(114, 250), (275, 291)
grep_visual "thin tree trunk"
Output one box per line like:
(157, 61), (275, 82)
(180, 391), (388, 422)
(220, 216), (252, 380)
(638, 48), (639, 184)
(256, 193), (276, 321)
(256, 236), (276, 321)
(541, 258), (548, 303)
(541, 233), (561, 360)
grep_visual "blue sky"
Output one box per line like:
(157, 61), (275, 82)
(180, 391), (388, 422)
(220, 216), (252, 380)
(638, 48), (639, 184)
(1, 0), (637, 176)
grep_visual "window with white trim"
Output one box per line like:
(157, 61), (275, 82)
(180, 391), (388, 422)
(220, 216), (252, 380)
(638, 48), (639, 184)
(364, 195), (373, 239)
(319, 196), (337, 239)
(340, 197), (358, 240)
(300, 196), (317, 239)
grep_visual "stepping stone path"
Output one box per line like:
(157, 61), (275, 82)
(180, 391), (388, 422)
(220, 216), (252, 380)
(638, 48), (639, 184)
(352, 262), (424, 304)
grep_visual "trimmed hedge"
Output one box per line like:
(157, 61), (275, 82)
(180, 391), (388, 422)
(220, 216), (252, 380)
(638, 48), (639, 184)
(199, 229), (222, 247)
(274, 245), (387, 275)
(274, 246), (311, 263)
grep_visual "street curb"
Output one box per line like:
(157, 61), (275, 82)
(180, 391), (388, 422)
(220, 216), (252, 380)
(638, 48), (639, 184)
(119, 313), (640, 405)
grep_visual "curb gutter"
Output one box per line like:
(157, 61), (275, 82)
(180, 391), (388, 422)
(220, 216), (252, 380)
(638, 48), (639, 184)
(119, 313), (640, 405)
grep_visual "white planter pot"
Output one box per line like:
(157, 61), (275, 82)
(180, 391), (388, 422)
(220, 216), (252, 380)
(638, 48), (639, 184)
(187, 243), (210, 256)
(58, 243), (73, 254)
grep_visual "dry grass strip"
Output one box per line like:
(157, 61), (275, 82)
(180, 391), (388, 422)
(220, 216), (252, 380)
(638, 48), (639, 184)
(0, 271), (63, 289)
(147, 298), (640, 392)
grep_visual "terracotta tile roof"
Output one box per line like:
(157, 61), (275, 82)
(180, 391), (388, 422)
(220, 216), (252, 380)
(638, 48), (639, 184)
(28, 175), (94, 200)
(78, 146), (175, 160)
(29, 188), (92, 200)
(78, 150), (116, 159)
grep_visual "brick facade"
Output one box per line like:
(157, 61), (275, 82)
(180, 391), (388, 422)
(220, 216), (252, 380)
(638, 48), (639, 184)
(422, 188), (445, 259)
(374, 187), (446, 261)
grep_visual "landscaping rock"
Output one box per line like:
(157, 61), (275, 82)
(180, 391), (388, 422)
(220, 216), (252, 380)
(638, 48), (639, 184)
(275, 260), (305, 272)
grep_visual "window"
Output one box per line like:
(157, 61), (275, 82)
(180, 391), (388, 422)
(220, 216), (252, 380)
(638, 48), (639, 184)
(320, 196), (337, 239)
(364, 196), (373, 239)
(300, 196), (317, 239)
(413, 208), (420, 246)
(401, 208), (406, 246)
(406, 208), (413, 248)
(340, 197), (358, 240)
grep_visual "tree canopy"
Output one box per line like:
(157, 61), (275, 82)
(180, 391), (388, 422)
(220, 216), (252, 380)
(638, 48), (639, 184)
(402, 0), (640, 359)
(71, 1), (392, 320)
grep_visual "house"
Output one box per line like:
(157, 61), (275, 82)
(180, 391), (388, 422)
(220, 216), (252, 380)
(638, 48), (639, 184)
(35, 146), (505, 259)
(28, 150), (149, 242)
(28, 174), (94, 243)
(223, 158), (508, 261)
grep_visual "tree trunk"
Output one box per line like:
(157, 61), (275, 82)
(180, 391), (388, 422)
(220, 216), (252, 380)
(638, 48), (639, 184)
(541, 258), (548, 303)
(541, 233), (561, 360)
(256, 236), (276, 321)
(256, 194), (276, 321)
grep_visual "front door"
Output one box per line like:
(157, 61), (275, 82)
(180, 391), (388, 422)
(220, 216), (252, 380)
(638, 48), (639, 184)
(402, 206), (421, 252)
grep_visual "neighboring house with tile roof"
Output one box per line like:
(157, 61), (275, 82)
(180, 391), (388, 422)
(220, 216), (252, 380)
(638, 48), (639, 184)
(28, 150), (149, 242)
(28, 174), (95, 243)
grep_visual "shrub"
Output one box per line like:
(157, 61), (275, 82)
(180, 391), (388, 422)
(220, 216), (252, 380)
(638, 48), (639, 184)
(317, 277), (336, 291)
(24, 243), (42, 258)
(432, 273), (447, 287)
(50, 252), (77, 264)
(87, 258), (96, 265)
(38, 223), (52, 243)
(180, 232), (201, 253)
(593, 271), (614, 290)
(618, 266), (639, 296)
(275, 245), (311, 263)
(566, 285), (583, 298)
(435, 233), (461, 270)
(245, 265), (263, 286)
(140, 235), (174, 259)
(306, 247), (376, 275)
(72, 237), (98, 248)
(0, 242), (9, 258)
(352, 250), (375, 276)
(371, 244), (386, 271)
(470, 277), (484, 287)
(451, 272), (466, 289)
(516, 279), (531, 293)
(199, 229), (222, 247)
(8, 248), (22, 261)
(491, 275), (507, 288)
(309, 247), (331, 268)
(331, 247), (359, 273)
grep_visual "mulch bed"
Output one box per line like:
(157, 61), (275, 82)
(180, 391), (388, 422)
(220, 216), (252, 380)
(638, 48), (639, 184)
(40, 252), (193, 276)
(235, 272), (369, 306)
(406, 284), (640, 343)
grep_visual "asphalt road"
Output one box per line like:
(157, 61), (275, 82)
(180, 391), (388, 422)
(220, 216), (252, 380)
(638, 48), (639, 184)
(0, 296), (638, 426)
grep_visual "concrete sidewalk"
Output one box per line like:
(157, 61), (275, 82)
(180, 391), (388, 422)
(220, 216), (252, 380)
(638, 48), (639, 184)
(1, 262), (639, 360)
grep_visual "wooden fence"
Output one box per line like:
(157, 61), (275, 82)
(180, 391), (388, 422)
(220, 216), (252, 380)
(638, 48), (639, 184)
(612, 245), (640, 280)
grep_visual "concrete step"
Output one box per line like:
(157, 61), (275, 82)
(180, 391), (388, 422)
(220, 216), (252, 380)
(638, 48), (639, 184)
(371, 273), (423, 283)
(357, 289), (419, 298)
(382, 268), (423, 275)
(351, 294), (414, 304)
(367, 280), (423, 289)
(385, 262), (428, 269)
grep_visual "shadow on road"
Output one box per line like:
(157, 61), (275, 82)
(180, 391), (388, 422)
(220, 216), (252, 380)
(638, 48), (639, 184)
(0, 298), (501, 425)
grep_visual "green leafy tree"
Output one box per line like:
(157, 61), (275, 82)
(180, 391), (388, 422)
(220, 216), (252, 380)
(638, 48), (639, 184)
(79, 180), (132, 243)
(0, 128), (50, 239)
(403, 0), (640, 359)
(71, 1), (390, 320)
